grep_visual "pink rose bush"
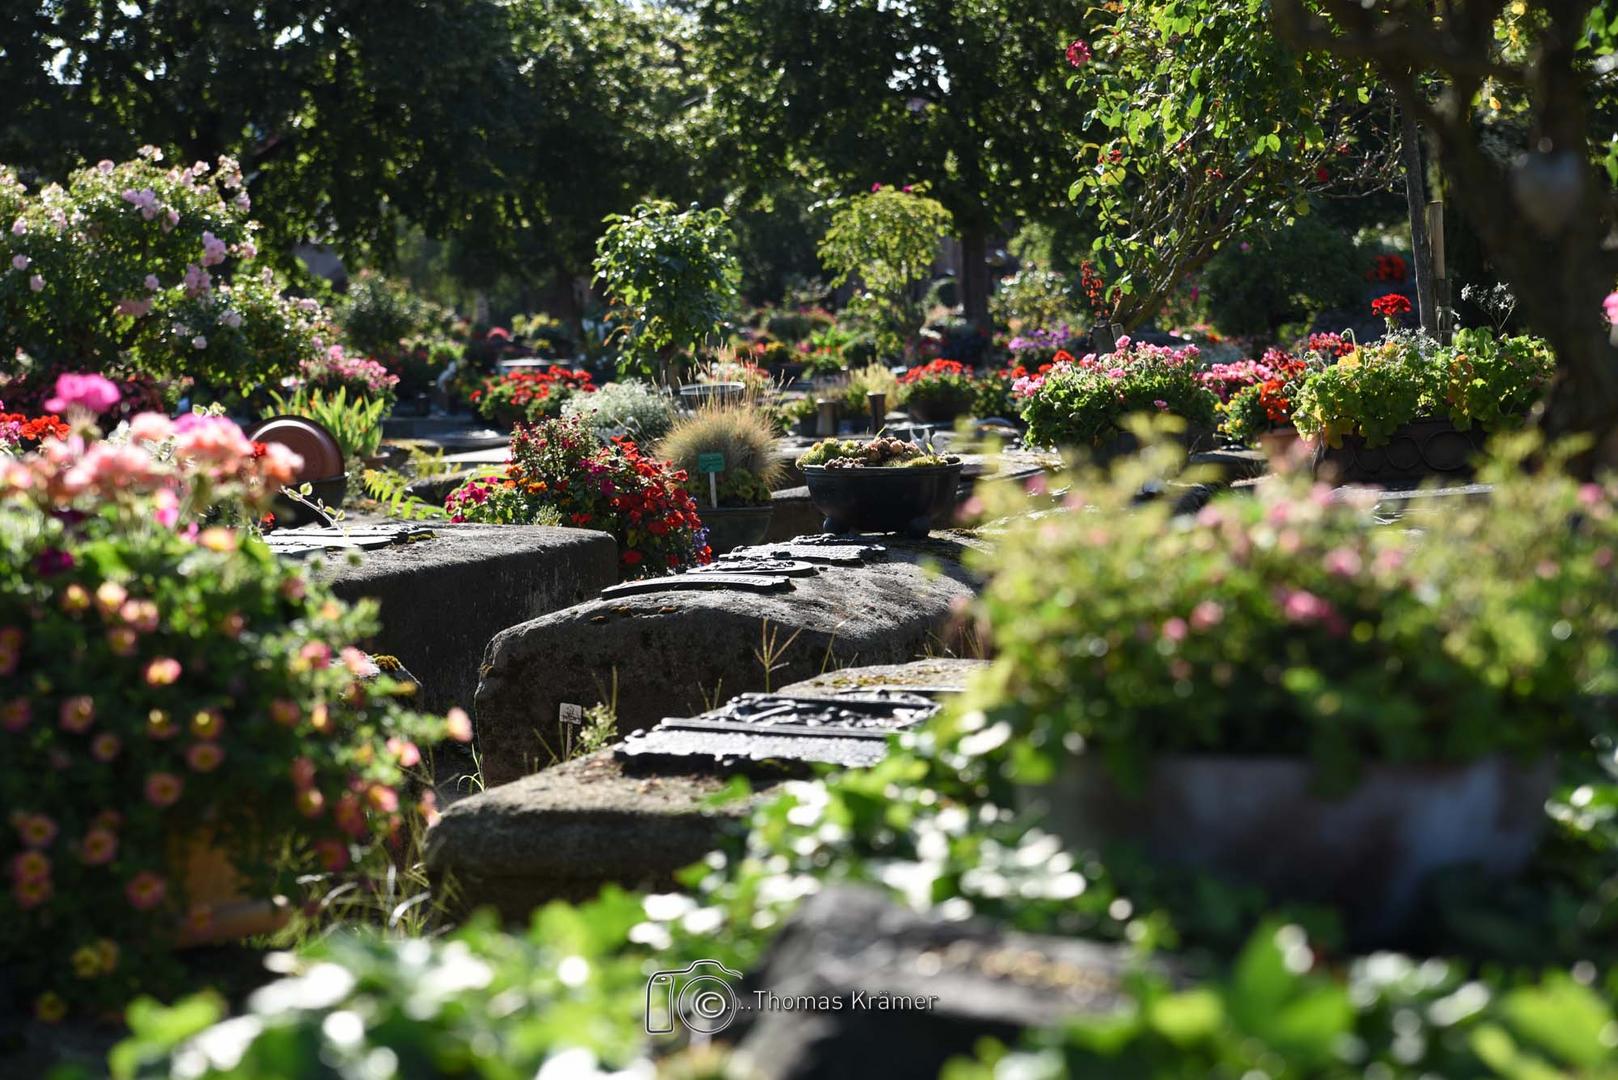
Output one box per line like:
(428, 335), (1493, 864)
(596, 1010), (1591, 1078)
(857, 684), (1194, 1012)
(0, 151), (333, 400)
(0, 377), (448, 1018)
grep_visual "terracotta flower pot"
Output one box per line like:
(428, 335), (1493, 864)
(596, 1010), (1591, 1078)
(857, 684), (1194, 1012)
(1033, 753), (1553, 943)
(172, 831), (291, 947)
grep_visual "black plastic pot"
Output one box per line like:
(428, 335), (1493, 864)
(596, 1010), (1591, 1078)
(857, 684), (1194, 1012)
(698, 504), (776, 555)
(802, 463), (964, 538)
(1312, 417), (1487, 487)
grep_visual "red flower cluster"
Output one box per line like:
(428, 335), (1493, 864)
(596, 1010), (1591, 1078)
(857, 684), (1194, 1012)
(0, 411), (69, 446)
(898, 359), (971, 384)
(1066, 39), (1092, 67)
(1078, 261), (1114, 318)
(1255, 350), (1310, 423)
(1302, 332), (1355, 359)
(1370, 293), (1413, 319)
(470, 367), (596, 426)
(446, 416), (710, 580)
(1366, 254), (1408, 283)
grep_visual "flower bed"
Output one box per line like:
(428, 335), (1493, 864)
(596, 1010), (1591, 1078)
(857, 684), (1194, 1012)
(470, 367), (596, 428)
(897, 358), (977, 422)
(295, 345), (399, 408)
(446, 415), (710, 578)
(0, 376), (442, 1019)
(1014, 337), (1218, 450)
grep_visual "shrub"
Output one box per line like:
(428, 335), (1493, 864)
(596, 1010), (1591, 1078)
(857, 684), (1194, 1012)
(657, 407), (782, 508)
(818, 187), (954, 361)
(593, 201), (740, 381)
(336, 271), (443, 358)
(470, 367), (596, 429)
(695, 355), (775, 403)
(561, 380), (677, 445)
(899, 359), (978, 420)
(0, 152), (331, 396)
(1015, 339), (1217, 449)
(966, 436), (1618, 792)
(0, 381), (442, 1017)
(841, 362), (904, 419)
(1200, 217), (1364, 340)
(1291, 329), (1554, 447)
(294, 345), (399, 409)
(990, 267), (1078, 331)
(446, 416), (710, 578)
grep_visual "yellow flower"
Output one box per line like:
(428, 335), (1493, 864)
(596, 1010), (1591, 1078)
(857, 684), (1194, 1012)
(96, 939), (119, 971)
(35, 992), (66, 1023)
(71, 945), (102, 979)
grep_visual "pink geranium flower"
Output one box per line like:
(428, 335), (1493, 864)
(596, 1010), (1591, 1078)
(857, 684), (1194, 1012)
(44, 373), (123, 415)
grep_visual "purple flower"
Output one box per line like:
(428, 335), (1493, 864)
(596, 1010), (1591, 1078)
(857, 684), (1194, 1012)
(34, 549), (76, 576)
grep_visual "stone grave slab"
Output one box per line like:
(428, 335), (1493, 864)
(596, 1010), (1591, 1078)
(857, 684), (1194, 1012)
(730, 885), (1166, 1080)
(616, 691), (939, 773)
(424, 748), (775, 918)
(312, 524), (618, 713)
(473, 534), (985, 786)
(776, 657), (988, 698)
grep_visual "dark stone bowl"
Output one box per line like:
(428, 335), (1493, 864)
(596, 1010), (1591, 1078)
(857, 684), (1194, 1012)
(803, 463), (964, 538)
(1311, 417), (1488, 487)
(698, 504), (776, 555)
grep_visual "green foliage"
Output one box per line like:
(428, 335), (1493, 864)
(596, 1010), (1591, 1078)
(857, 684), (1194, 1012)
(1219, 383), (1278, 446)
(594, 201), (741, 380)
(991, 268), (1078, 332)
(108, 898), (653, 1079)
(1070, 0), (1388, 328)
(264, 386), (387, 462)
(656, 406), (782, 507)
(360, 468), (448, 521)
(1018, 343), (1217, 449)
(818, 189), (954, 360)
(839, 361), (905, 419)
(795, 435), (952, 469)
(1293, 330), (1555, 446)
(1200, 218), (1364, 340)
(560, 380), (678, 445)
(966, 435), (1618, 792)
(336, 271), (444, 358)
(0, 155), (329, 393)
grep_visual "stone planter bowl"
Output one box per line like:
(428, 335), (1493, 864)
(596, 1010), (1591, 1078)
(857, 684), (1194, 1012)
(1035, 753), (1554, 943)
(802, 462), (964, 538)
(698, 504), (776, 555)
(1311, 416), (1488, 487)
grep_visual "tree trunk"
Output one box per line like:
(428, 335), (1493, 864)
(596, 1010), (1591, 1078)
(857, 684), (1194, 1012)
(958, 226), (992, 331)
(1399, 108), (1440, 338)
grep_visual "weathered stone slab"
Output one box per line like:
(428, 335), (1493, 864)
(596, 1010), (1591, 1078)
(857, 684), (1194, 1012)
(424, 749), (772, 917)
(777, 657), (988, 698)
(474, 535), (985, 785)
(315, 524), (618, 713)
(730, 885), (1158, 1080)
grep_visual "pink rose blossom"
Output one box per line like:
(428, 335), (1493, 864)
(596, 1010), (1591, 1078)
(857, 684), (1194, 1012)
(11, 254), (29, 271)
(125, 871), (167, 911)
(144, 772), (183, 807)
(1190, 600), (1224, 630)
(58, 696), (95, 733)
(29, 274), (43, 292)
(1160, 617), (1188, 642)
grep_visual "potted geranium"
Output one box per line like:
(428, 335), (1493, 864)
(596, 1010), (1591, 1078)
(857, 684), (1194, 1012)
(898, 359), (978, 424)
(1292, 322), (1554, 485)
(1015, 337), (1218, 455)
(445, 414), (710, 578)
(0, 375), (444, 1020)
(970, 440), (1611, 939)
(657, 406), (783, 554)
(796, 435), (962, 537)
(470, 367), (596, 430)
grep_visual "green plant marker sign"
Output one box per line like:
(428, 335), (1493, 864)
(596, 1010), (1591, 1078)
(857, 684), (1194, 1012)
(697, 453), (725, 509)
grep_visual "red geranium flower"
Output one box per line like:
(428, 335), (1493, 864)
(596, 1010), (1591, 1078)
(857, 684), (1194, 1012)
(1371, 293), (1413, 318)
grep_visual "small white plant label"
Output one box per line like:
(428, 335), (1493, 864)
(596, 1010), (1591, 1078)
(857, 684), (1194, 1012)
(559, 702), (584, 726)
